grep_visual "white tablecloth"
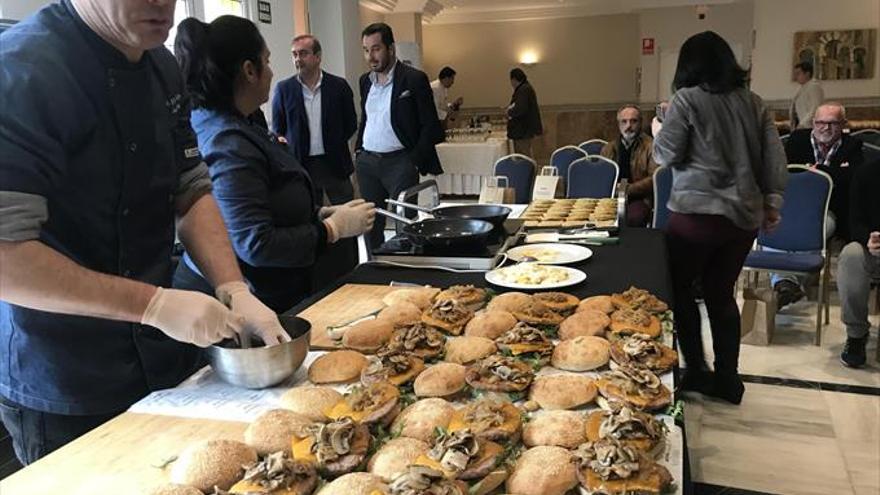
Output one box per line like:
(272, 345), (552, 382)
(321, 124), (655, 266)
(433, 138), (510, 195)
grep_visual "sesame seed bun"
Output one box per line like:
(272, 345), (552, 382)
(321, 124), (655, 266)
(413, 362), (467, 398)
(523, 410), (588, 448)
(528, 374), (597, 410)
(244, 409), (312, 456)
(308, 350), (368, 384)
(552, 336), (611, 371)
(444, 336), (497, 365)
(342, 320), (395, 353)
(559, 310), (611, 340)
(382, 288), (440, 310)
(463, 311), (518, 340)
(145, 484), (204, 495)
(391, 398), (455, 443)
(169, 439), (257, 492)
(367, 437), (430, 481)
(279, 386), (343, 422)
(316, 472), (389, 495)
(376, 302), (423, 328)
(485, 292), (532, 313)
(505, 446), (577, 495)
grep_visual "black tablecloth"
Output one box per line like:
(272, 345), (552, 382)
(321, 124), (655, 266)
(291, 228), (673, 312)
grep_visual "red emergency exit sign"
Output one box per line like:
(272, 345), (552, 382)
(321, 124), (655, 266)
(642, 38), (655, 55)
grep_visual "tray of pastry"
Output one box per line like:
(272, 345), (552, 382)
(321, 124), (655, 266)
(519, 198), (619, 230)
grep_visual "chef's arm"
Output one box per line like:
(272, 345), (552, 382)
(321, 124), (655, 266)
(175, 193), (245, 289)
(0, 239), (157, 322)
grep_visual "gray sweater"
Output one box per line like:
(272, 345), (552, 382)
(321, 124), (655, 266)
(653, 86), (788, 230)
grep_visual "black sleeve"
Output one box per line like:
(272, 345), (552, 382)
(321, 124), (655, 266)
(271, 82), (287, 138)
(342, 79), (357, 141)
(412, 70), (443, 148)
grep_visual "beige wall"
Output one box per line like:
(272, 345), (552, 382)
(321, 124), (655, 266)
(750, 0), (880, 101)
(422, 14), (641, 109)
(359, 5), (385, 28)
(638, 2), (754, 102)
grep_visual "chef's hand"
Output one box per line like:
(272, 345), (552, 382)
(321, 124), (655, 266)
(762, 207), (782, 233)
(318, 199), (367, 220)
(141, 287), (244, 347)
(216, 281), (291, 346)
(868, 231), (880, 257)
(324, 200), (376, 241)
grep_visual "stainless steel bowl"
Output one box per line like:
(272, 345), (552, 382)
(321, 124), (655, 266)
(208, 315), (311, 389)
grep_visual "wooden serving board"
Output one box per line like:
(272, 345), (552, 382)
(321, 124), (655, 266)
(0, 412), (248, 495)
(297, 283), (400, 350)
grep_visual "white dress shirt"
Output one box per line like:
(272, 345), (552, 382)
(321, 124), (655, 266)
(430, 79), (448, 120)
(363, 62), (405, 153)
(299, 72), (324, 156)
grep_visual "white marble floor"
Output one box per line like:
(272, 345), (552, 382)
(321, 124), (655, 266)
(688, 279), (880, 495)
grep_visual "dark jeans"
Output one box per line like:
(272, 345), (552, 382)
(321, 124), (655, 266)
(355, 150), (419, 250)
(0, 396), (120, 465)
(666, 213), (757, 374)
(303, 155), (354, 205)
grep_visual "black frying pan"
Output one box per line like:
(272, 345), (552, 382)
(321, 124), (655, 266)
(375, 208), (494, 250)
(386, 199), (511, 235)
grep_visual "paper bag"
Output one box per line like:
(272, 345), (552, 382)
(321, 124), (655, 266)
(479, 176), (515, 204)
(740, 287), (776, 345)
(532, 166), (560, 200)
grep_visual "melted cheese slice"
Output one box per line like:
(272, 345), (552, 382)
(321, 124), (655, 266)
(324, 401), (369, 422)
(290, 436), (317, 463)
(412, 454), (457, 478)
(506, 343), (550, 355)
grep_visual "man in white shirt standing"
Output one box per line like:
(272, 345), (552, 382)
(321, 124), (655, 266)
(789, 61), (824, 130)
(430, 66), (463, 129)
(272, 35), (358, 204)
(355, 23), (443, 249)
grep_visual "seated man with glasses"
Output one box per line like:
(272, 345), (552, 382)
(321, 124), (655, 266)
(771, 102), (866, 308)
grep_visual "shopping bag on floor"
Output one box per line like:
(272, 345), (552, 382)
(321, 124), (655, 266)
(740, 287), (776, 345)
(532, 166), (560, 200)
(478, 176), (515, 204)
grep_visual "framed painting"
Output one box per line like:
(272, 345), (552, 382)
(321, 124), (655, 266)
(793, 29), (876, 80)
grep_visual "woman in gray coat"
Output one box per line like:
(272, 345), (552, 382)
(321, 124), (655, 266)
(653, 31), (787, 404)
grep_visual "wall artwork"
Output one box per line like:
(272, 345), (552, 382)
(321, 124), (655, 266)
(793, 29), (876, 80)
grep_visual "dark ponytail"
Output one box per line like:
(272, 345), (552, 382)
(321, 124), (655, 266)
(174, 15), (266, 111)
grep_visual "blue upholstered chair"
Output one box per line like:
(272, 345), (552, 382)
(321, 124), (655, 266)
(852, 129), (880, 148)
(741, 165), (833, 345)
(578, 139), (607, 156)
(494, 154), (537, 204)
(651, 166), (673, 230)
(566, 156), (619, 198)
(550, 145), (588, 184)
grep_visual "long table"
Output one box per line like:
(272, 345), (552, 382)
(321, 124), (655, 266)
(0, 228), (689, 494)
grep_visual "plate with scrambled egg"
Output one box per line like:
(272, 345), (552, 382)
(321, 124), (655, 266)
(506, 243), (593, 265)
(485, 262), (586, 289)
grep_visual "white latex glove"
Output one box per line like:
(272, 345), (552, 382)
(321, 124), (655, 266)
(141, 287), (244, 348)
(216, 281), (291, 346)
(318, 199), (367, 220)
(324, 200), (376, 240)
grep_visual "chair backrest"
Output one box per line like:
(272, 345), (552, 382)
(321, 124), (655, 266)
(651, 166), (673, 229)
(566, 155), (619, 198)
(862, 142), (880, 165)
(578, 139), (607, 156)
(494, 153), (537, 203)
(550, 146), (588, 182)
(779, 133), (790, 145)
(852, 129), (880, 147)
(758, 165), (832, 253)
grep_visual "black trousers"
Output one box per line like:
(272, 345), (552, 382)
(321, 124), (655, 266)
(0, 396), (120, 465)
(303, 155), (354, 205)
(355, 150), (419, 250)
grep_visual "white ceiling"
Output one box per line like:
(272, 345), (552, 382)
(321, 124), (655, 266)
(361, 0), (745, 24)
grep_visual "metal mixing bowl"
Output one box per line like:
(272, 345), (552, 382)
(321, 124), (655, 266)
(208, 315), (311, 389)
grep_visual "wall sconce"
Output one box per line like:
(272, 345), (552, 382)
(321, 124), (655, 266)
(519, 50), (539, 66)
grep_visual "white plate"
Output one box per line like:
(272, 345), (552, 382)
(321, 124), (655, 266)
(485, 263), (587, 290)
(506, 243), (593, 265)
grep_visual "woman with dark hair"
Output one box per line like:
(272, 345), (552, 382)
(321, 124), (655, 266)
(653, 31), (787, 404)
(173, 16), (375, 313)
(506, 68), (543, 157)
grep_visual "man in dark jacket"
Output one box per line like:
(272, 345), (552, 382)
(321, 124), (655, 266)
(356, 23), (443, 249)
(837, 156), (880, 368)
(506, 68), (543, 158)
(774, 103), (865, 306)
(272, 34), (357, 204)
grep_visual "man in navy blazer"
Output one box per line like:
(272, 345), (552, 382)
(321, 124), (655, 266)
(355, 23), (444, 248)
(272, 34), (357, 204)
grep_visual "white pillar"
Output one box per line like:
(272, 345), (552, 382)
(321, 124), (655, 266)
(308, 0), (364, 93)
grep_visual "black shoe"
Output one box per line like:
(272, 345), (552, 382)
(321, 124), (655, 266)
(707, 372), (745, 405)
(840, 337), (868, 368)
(680, 367), (714, 395)
(774, 280), (804, 309)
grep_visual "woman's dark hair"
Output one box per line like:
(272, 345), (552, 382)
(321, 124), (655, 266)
(510, 68), (527, 83)
(794, 61), (813, 76)
(672, 31), (748, 94)
(175, 16), (266, 111)
(362, 23), (395, 47)
(439, 66), (456, 80)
